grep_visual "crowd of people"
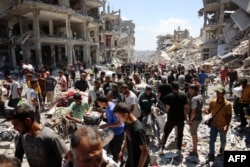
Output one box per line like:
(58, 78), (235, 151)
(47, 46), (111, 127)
(0, 61), (250, 167)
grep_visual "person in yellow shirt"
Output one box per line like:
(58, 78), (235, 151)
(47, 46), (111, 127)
(238, 79), (250, 127)
(26, 73), (43, 105)
(204, 85), (232, 162)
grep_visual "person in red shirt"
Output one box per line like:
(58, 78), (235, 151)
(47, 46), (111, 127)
(133, 73), (141, 84)
(220, 66), (228, 86)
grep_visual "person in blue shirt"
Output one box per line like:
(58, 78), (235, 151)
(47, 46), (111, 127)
(197, 70), (208, 95)
(97, 94), (124, 162)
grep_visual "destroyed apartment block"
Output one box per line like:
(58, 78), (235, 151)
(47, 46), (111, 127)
(200, 0), (250, 65)
(156, 27), (189, 51)
(0, 0), (135, 69)
(99, 5), (135, 64)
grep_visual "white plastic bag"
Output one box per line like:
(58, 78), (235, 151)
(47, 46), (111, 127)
(146, 114), (152, 125)
(233, 86), (242, 97)
(154, 114), (165, 133)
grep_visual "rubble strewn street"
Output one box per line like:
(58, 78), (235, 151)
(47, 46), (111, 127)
(1, 69), (250, 167)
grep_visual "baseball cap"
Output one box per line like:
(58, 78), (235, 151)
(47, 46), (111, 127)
(215, 85), (225, 93)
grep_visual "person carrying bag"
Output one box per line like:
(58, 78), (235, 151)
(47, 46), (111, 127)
(204, 103), (225, 127)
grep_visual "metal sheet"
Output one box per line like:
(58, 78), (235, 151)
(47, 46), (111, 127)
(231, 9), (250, 31)
(232, 0), (250, 13)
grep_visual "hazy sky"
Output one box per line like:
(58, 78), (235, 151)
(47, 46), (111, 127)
(107, 0), (204, 51)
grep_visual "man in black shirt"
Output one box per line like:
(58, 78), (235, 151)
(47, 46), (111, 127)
(74, 73), (89, 92)
(93, 65), (99, 79)
(185, 70), (193, 92)
(157, 76), (172, 112)
(113, 103), (150, 167)
(227, 66), (238, 96)
(161, 81), (188, 152)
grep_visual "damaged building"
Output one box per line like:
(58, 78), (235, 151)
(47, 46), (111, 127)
(99, 5), (135, 64)
(0, 0), (135, 69)
(156, 27), (189, 51)
(200, 0), (250, 61)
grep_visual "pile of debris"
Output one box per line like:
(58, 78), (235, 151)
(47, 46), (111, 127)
(150, 36), (250, 79)
(148, 37), (203, 67)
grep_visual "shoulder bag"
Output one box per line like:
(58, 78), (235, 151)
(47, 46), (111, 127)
(204, 103), (225, 128)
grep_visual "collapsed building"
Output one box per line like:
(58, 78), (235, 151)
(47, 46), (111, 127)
(156, 27), (189, 51)
(0, 0), (135, 70)
(200, 0), (250, 62)
(153, 0), (250, 74)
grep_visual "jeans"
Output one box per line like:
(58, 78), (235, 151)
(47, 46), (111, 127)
(209, 125), (227, 155)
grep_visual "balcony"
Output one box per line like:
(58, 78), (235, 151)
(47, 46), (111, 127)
(86, 0), (103, 8)
(204, 0), (220, 12)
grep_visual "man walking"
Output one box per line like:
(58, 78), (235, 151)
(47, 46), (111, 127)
(157, 76), (172, 112)
(204, 85), (232, 162)
(6, 76), (22, 108)
(25, 79), (41, 123)
(227, 66), (238, 97)
(97, 95), (124, 162)
(7, 104), (68, 167)
(237, 79), (250, 127)
(45, 71), (57, 108)
(113, 102), (150, 167)
(161, 81), (188, 152)
(188, 84), (203, 156)
(138, 85), (157, 143)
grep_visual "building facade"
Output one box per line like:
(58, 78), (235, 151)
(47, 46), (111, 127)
(200, 0), (250, 60)
(0, 0), (135, 70)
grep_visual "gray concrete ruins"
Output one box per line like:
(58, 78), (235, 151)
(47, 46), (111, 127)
(200, 0), (250, 61)
(0, 0), (135, 69)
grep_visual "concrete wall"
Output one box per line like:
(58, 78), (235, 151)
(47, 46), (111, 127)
(58, 0), (70, 7)
(223, 22), (239, 44)
(231, 9), (250, 31)
(233, 0), (250, 13)
(0, 1), (12, 14)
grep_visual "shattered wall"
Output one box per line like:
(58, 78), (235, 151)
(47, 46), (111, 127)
(0, 1), (13, 14)
(201, 0), (242, 60)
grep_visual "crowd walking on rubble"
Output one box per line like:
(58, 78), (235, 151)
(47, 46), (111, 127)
(1, 60), (250, 167)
